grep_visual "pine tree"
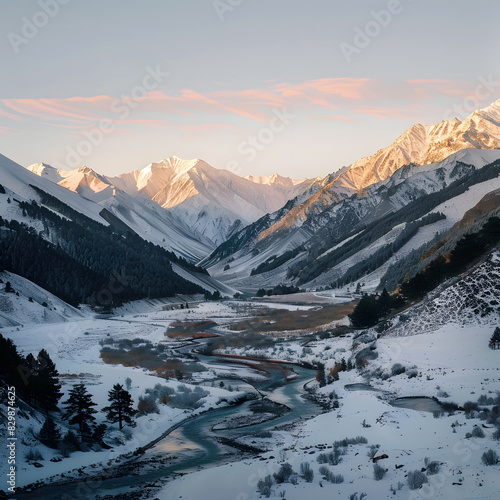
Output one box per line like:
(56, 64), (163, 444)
(60, 430), (80, 455)
(62, 384), (98, 441)
(92, 423), (107, 442)
(39, 416), (61, 448)
(23, 352), (40, 408)
(377, 288), (392, 317)
(341, 357), (347, 372)
(0, 333), (25, 387)
(489, 327), (500, 350)
(349, 295), (380, 328)
(102, 384), (135, 430)
(316, 363), (326, 388)
(37, 349), (62, 411)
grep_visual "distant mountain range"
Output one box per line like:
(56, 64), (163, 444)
(28, 157), (323, 251)
(201, 99), (500, 292)
(1, 98), (500, 308)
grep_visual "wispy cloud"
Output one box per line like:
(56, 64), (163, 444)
(353, 107), (409, 119)
(0, 77), (494, 133)
(0, 126), (16, 135)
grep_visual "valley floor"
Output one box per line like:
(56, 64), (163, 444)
(161, 324), (500, 500)
(1, 295), (499, 500)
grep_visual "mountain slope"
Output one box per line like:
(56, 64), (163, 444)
(203, 100), (500, 278)
(1, 154), (108, 225)
(108, 156), (322, 245)
(385, 251), (500, 337)
(205, 149), (500, 292)
(255, 99), (500, 243)
(0, 154), (219, 305)
(27, 162), (215, 261)
(0, 271), (85, 327)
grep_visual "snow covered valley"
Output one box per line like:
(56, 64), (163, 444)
(1, 291), (499, 500)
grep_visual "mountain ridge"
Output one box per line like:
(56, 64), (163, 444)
(28, 156), (323, 247)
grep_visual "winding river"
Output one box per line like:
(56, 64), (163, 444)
(15, 351), (320, 500)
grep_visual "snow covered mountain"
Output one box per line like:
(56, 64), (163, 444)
(0, 153), (231, 304)
(205, 148), (500, 292)
(27, 162), (215, 261)
(243, 99), (500, 244)
(203, 100), (500, 286)
(108, 156), (322, 246)
(338, 99), (500, 192)
(28, 157), (322, 250)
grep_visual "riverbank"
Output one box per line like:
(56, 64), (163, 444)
(159, 323), (500, 500)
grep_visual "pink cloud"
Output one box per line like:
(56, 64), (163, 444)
(404, 79), (479, 100)
(3, 98), (104, 123)
(319, 114), (353, 122)
(0, 77), (489, 134)
(0, 126), (16, 135)
(353, 107), (408, 119)
(0, 107), (24, 122)
(273, 78), (375, 101)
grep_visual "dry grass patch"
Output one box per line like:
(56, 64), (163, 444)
(229, 302), (357, 333)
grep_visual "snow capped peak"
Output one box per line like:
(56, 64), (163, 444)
(333, 98), (500, 192)
(476, 98), (500, 122)
(77, 166), (97, 175)
(27, 162), (66, 183)
(27, 162), (56, 174)
(149, 156), (206, 173)
(105, 156), (321, 245)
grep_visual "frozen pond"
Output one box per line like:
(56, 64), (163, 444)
(390, 397), (443, 413)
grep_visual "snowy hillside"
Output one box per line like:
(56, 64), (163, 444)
(217, 100), (500, 255)
(0, 154), (108, 225)
(0, 271), (85, 328)
(386, 252), (500, 336)
(29, 156), (322, 248)
(207, 148), (500, 292)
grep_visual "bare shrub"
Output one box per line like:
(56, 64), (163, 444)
(407, 470), (428, 490)
(373, 463), (387, 480)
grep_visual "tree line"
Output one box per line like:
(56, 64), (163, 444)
(348, 216), (500, 329)
(0, 334), (135, 452)
(0, 187), (208, 306)
(289, 159), (500, 285)
(256, 284), (301, 297)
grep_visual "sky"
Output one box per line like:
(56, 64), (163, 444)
(0, 0), (499, 179)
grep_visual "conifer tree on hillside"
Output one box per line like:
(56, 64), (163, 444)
(37, 349), (62, 411)
(39, 416), (61, 448)
(377, 288), (392, 317)
(102, 383), (135, 430)
(62, 383), (98, 441)
(23, 353), (40, 407)
(0, 333), (25, 388)
(349, 295), (380, 329)
(316, 362), (326, 387)
(489, 327), (500, 350)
